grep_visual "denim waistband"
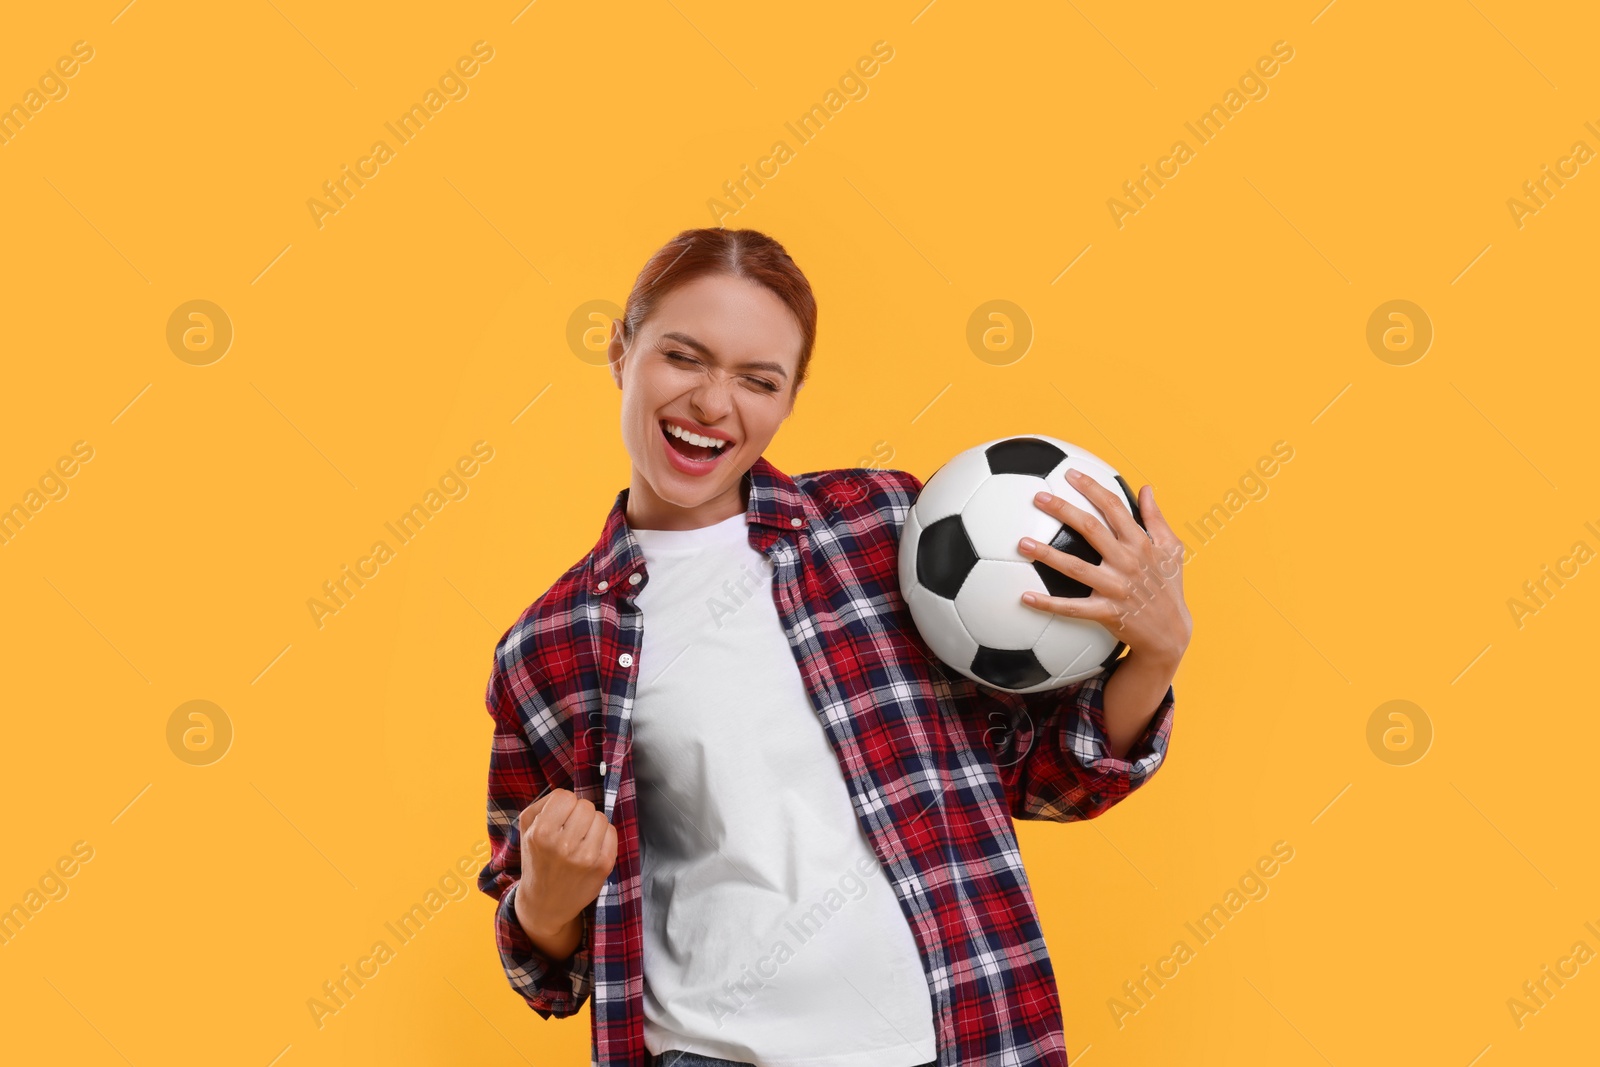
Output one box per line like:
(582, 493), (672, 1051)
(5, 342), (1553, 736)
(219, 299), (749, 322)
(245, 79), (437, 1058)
(652, 1054), (753, 1067)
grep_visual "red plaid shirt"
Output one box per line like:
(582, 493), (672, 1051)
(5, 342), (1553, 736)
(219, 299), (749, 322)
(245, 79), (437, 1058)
(478, 455), (1176, 1066)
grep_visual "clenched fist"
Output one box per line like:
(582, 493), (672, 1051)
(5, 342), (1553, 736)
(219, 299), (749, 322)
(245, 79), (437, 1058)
(513, 788), (618, 962)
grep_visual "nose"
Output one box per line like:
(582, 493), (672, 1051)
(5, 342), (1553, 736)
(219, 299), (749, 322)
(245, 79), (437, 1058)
(688, 373), (734, 424)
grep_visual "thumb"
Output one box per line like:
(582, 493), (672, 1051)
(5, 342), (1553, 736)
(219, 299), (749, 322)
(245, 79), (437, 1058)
(601, 823), (619, 871)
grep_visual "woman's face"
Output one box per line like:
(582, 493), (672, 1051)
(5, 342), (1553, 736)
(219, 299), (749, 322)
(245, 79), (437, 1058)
(608, 272), (804, 530)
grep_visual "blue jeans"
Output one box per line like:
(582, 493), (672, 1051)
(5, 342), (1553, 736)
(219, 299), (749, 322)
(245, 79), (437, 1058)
(652, 1054), (935, 1067)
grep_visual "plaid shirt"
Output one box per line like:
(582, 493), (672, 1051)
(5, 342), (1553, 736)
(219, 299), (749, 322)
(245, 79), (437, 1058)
(478, 454), (1175, 1066)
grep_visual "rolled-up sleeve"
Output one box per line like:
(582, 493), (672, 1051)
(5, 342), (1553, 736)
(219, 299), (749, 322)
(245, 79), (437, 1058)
(477, 654), (595, 1018)
(978, 656), (1175, 822)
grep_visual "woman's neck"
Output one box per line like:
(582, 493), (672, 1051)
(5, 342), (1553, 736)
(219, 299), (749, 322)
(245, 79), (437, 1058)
(624, 467), (749, 531)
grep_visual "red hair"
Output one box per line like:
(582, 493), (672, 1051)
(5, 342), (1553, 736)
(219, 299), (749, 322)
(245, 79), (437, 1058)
(620, 228), (818, 393)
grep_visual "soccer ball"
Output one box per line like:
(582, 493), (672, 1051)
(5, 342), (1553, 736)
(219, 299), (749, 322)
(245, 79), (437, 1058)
(897, 434), (1146, 694)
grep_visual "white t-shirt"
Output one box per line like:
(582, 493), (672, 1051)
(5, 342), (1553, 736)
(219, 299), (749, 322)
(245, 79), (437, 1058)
(629, 511), (938, 1067)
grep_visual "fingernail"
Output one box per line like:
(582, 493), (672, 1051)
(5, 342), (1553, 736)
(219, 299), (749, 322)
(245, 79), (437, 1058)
(1035, 491), (1052, 503)
(1019, 537), (1036, 551)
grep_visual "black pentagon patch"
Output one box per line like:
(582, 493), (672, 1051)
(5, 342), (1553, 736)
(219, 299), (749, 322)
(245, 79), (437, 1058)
(1035, 521), (1101, 598)
(1113, 473), (1145, 530)
(985, 437), (1067, 478)
(1099, 640), (1127, 671)
(971, 646), (1051, 690)
(916, 514), (978, 599)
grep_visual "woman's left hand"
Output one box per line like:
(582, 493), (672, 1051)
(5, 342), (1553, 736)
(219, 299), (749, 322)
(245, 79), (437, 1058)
(1017, 469), (1192, 666)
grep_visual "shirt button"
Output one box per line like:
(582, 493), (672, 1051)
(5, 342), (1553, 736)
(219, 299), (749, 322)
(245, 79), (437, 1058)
(790, 516), (802, 527)
(596, 580), (608, 592)
(618, 653), (633, 668)
(599, 760), (607, 775)
(628, 573), (642, 585)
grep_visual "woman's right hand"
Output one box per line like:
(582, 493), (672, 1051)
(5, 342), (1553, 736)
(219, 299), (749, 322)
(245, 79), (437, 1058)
(513, 788), (618, 961)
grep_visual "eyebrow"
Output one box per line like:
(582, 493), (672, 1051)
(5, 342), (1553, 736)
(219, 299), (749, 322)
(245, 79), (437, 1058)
(658, 331), (790, 380)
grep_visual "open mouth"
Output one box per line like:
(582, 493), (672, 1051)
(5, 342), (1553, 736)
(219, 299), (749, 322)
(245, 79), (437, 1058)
(659, 419), (731, 465)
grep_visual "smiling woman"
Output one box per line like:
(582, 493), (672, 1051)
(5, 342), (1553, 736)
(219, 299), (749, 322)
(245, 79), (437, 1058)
(602, 229), (816, 532)
(476, 227), (1175, 1067)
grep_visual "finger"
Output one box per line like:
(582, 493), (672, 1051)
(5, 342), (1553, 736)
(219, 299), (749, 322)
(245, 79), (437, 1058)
(1033, 489), (1119, 562)
(1063, 468), (1142, 543)
(600, 823), (619, 872)
(519, 787), (560, 833)
(578, 809), (609, 847)
(576, 811), (611, 864)
(554, 797), (596, 843)
(1140, 485), (1185, 556)
(1135, 489), (1187, 583)
(1020, 589), (1120, 626)
(1018, 536), (1127, 599)
(528, 790), (578, 838)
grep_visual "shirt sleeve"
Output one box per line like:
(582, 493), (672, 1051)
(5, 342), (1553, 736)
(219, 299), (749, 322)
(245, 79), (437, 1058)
(477, 651), (595, 1018)
(984, 659), (1175, 822)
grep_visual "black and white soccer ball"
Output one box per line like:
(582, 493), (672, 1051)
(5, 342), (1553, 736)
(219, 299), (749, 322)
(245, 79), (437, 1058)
(897, 435), (1146, 694)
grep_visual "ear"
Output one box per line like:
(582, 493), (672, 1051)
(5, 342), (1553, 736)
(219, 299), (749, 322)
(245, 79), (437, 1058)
(606, 319), (626, 389)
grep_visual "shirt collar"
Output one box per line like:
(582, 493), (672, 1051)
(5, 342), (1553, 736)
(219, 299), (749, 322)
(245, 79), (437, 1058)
(587, 454), (811, 596)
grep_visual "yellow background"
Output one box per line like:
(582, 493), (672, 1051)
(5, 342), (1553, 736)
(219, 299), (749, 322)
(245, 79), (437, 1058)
(2, 1), (1596, 1064)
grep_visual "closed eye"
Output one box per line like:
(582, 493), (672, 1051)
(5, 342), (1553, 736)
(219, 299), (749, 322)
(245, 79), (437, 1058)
(666, 351), (779, 392)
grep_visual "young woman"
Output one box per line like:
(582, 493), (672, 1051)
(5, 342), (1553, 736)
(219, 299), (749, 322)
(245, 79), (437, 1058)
(477, 228), (1191, 1067)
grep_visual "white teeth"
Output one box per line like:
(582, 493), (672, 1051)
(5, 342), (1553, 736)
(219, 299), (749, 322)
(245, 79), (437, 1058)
(664, 422), (729, 450)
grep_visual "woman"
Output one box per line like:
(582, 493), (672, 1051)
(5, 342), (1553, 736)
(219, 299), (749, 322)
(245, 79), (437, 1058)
(477, 228), (1191, 1067)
